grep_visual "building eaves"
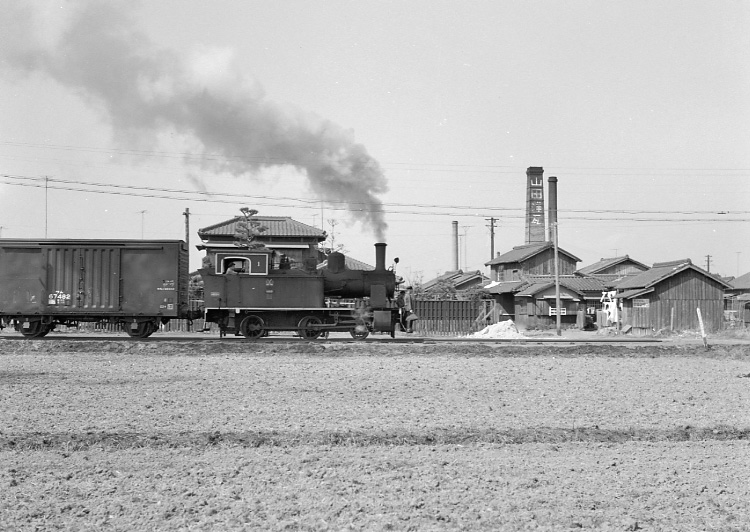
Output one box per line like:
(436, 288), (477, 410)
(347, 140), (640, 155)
(485, 242), (581, 266)
(730, 271), (750, 290)
(614, 259), (733, 291)
(198, 216), (327, 240)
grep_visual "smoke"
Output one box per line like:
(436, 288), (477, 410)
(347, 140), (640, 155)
(0, 1), (388, 239)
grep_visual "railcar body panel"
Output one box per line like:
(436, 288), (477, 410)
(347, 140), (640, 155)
(0, 239), (189, 319)
(201, 269), (325, 309)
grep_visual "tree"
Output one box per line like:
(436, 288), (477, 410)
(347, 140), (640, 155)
(234, 207), (267, 249)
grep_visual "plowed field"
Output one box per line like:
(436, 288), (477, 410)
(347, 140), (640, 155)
(2, 340), (749, 531)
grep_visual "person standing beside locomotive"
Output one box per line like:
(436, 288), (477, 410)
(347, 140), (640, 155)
(403, 286), (418, 333)
(396, 290), (406, 331)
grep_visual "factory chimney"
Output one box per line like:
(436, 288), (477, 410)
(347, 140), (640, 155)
(452, 221), (459, 271)
(524, 167), (546, 244)
(547, 176), (558, 242)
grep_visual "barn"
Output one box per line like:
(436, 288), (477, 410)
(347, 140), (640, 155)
(613, 259), (732, 334)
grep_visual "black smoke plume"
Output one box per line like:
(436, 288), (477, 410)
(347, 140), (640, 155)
(0, 1), (388, 239)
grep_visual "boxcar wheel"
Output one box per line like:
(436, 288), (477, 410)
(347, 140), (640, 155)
(20, 320), (49, 338)
(297, 316), (322, 340)
(126, 321), (155, 339)
(240, 315), (265, 339)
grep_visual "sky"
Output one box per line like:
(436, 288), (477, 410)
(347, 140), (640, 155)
(0, 0), (748, 285)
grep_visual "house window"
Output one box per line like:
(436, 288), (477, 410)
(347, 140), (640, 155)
(633, 298), (650, 308)
(527, 300), (536, 315)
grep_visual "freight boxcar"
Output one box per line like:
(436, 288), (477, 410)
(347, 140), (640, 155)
(0, 239), (190, 338)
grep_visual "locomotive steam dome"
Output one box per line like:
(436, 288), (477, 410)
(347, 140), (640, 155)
(326, 251), (346, 273)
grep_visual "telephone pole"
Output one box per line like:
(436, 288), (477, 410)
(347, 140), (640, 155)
(485, 217), (496, 261)
(182, 208), (190, 263)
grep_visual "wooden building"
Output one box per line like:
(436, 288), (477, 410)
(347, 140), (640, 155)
(485, 242), (580, 282)
(576, 255), (649, 278)
(613, 259), (732, 334)
(197, 216), (326, 267)
(510, 275), (608, 329)
(420, 270), (490, 299)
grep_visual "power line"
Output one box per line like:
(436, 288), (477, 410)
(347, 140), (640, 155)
(2, 140), (750, 175)
(1, 173), (750, 223)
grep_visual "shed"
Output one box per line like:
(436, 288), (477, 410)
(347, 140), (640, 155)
(613, 259), (732, 334)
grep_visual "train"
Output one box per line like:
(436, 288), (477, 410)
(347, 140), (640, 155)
(0, 239), (401, 340)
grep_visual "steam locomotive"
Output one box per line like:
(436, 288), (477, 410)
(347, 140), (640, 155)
(0, 239), (400, 339)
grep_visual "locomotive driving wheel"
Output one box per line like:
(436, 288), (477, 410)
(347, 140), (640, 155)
(240, 315), (265, 339)
(297, 316), (323, 340)
(349, 318), (370, 340)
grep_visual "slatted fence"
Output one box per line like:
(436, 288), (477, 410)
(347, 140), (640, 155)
(413, 299), (494, 336)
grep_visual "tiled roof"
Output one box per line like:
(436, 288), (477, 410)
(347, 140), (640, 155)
(577, 255), (649, 275)
(485, 242), (581, 266)
(483, 280), (526, 295)
(317, 256), (374, 271)
(515, 275), (608, 297)
(422, 270), (489, 291)
(198, 216), (327, 240)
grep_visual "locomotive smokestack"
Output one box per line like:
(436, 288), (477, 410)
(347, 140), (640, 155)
(547, 176), (558, 241)
(374, 242), (387, 272)
(452, 221), (459, 271)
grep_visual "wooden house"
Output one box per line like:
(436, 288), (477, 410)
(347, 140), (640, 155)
(510, 275), (608, 329)
(197, 216), (326, 267)
(576, 255), (649, 282)
(485, 242), (580, 282)
(613, 259), (732, 334)
(723, 271), (750, 327)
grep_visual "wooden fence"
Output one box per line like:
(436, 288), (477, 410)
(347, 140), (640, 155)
(413, 299), (494, 336)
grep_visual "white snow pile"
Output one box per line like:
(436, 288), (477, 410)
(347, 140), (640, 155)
(466, 320), (526, 339)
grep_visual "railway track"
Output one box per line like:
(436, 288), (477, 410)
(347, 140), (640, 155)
(0, 331), (663, 345)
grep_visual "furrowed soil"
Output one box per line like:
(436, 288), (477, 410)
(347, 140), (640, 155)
(1, 339), (749, 531)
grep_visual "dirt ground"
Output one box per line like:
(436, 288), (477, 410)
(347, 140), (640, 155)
(1, 338), (749, 530)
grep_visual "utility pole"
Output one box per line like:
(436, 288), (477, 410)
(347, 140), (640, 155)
(182, 207), (190, 258)
(737, 252), (742, 276)
(45, 176), (49, 238)
(139, 210), (147, 239)
(705, 254), (712, 273)
(485, 217), (496, 261)
(553, 222), (561, 336)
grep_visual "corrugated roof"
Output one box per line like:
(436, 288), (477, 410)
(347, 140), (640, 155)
(577, 255), (649, 275)
(485, 242), (581, 266)
(198, 216), (327, 239)
(730, 271), (750, 290)
(614, 259), (732, 290)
